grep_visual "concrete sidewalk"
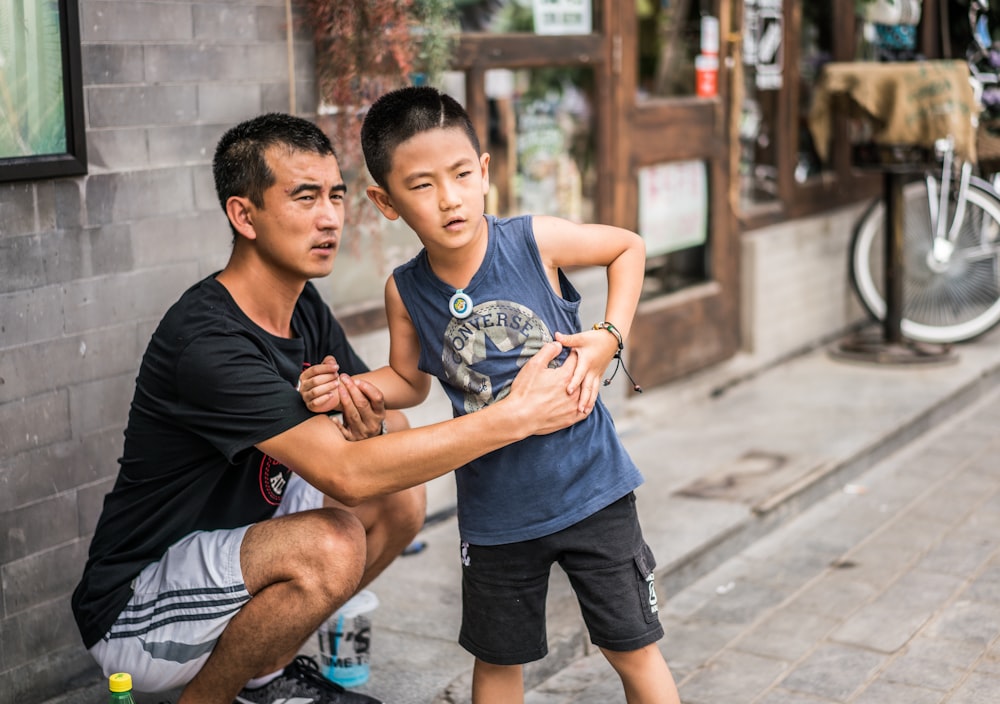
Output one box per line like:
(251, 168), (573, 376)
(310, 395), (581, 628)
(350, 325), (1000, 704)
(525, 355), (1000, 703)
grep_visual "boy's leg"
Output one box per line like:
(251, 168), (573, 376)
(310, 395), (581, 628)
(556, 494), (679, 703)
(472, 660), (524, 704)
(601, 644), (680, 704)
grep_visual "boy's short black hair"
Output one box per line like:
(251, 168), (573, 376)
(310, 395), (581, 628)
(213, 113), (336, 234)
(361, 86), (481, 190)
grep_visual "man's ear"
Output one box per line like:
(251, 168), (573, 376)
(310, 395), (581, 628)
(366, 185), (400, 221)
(225, 196), (258, 240)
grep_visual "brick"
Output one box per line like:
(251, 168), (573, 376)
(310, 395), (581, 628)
(832, 570), (962, 653)
(147, 123), (227, 168)
(81, 1), (192, 42)
(680, 649), (788, 704)
(0, 493), (78, 563)
(87, 84), (199, 128)
(879, 647), (968, 692)
(77, 477), (116, 538)
(192, 163), (225, 215)
(85, 128), (150, 171)
(52, 179), (84, 230)
(851, 679), (942, 704)
(42, 225), (136, 285)
(256, 4), (288, 42)
(0, 285), (64, 347)
(0, 392), (70, 457)
(194, 3), (260, 41)
(0, 429), (121, 512)
(61, 263), (199, 334)
(0, 643), (101, 702)
(0, 595), (83, 670)
(198, 84), (263, 123)
(780, 644), (886, 701)
(0, 183), (37, 237)
(85, 168), (195, 226)
(68, 371), (134, 435)
(130, 212), (228, 268)
(732, 607), (839, 662)
(924, 599), (1000, 647)
(0, 325), (143, 403)
(145, 43), (287, 83)
(1, 540), (88, 615)
(81, 43), (145, 85)
(33, 181), (57, 233)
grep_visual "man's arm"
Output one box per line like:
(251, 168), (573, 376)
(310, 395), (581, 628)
(258, 340), (587, 506)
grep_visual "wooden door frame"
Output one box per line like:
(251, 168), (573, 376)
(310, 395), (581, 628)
(610, 0), (741, 386)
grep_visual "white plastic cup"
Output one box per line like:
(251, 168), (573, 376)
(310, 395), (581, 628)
(317, 590), (379, 688)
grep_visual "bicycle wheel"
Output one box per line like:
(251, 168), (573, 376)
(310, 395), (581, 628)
(851, 176), (1000, 343)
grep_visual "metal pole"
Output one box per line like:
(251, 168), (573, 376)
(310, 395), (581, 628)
(883, 171), (905, 344)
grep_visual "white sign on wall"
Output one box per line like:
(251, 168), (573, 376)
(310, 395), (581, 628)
(638, 160), (709, 257)
(532, 0), (592, 35)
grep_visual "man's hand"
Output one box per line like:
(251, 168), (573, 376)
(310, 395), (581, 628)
(505, 341), (591, 435)
(299, 355), (342, 413)
(332, 373), (387, 441)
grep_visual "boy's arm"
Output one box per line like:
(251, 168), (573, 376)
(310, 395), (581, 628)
(532, 215), (646, 411)
(299, 277), (431, 412)
(359, 276), (431, 409)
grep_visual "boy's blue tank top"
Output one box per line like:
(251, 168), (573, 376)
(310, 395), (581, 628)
(392, 214), (644, 545)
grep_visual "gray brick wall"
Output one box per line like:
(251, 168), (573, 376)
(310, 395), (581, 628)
(0, 1), (315, 700)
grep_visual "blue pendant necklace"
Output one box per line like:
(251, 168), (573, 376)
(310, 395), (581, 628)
(449, 289), (474, 319)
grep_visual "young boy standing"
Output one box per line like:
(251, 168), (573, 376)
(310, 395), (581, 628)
(299, 86), (680, 704)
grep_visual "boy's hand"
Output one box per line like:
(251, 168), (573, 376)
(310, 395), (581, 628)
(553, 330), (619, 413)
(298, 355), (342, 413)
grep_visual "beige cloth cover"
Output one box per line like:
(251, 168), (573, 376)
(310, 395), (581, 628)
(809, 60), (978, 164)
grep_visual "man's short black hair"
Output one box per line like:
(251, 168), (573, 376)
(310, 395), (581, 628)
(361, 86), (480, 190)
(213, 113), (336, 235)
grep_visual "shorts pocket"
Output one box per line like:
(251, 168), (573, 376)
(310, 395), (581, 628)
(634, 542), (660, 624)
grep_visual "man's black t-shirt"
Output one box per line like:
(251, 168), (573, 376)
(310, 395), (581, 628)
(71, 276), (368, 649)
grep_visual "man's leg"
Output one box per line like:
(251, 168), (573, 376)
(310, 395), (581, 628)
(328, 410), (426, 589)
(177, 507), (367, 703)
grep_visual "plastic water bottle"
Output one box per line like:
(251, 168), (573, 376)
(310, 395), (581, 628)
(108, 673), (137, 703)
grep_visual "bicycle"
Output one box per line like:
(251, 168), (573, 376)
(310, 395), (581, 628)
(849, 0), (1000, 344)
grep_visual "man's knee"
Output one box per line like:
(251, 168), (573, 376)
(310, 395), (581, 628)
(389, 485), (427, 537)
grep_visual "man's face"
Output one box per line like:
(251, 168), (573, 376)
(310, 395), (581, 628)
(242, 146), (346, 281)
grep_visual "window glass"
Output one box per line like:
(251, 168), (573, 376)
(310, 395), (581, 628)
(0, 0), (67, 158)
(738, 0), (781, 208)
(637, 0), (717, 100)
(483, 66), (597, 222)
(639, 160), (710, 297)
(797, 2), (834, 183)
(456, 0), (593, 35)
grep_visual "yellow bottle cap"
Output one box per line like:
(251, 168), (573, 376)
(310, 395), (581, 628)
(109, 672), (132, 693)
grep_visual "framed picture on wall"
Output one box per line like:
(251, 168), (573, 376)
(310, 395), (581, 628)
(0, 0), (87, 183)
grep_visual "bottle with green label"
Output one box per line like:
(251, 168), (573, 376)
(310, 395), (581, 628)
(109, 673), (137, 704)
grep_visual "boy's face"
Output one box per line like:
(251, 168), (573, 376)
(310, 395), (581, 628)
(366, 126), (490, 252)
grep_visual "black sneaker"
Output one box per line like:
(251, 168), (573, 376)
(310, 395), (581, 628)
(234, 655), (383, 704)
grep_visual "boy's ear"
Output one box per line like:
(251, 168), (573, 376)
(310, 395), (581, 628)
(480, 152), (491, 196)
(366, 185), (400, 220)
(226, 196), (258, 241)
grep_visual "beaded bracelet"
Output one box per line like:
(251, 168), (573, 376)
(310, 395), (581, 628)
(592, 322), (643, 393)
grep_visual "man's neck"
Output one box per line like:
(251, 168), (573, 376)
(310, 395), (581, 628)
(215, 259), (304, 339)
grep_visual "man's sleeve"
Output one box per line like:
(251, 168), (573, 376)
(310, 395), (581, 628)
(174, 331), (315, 462)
